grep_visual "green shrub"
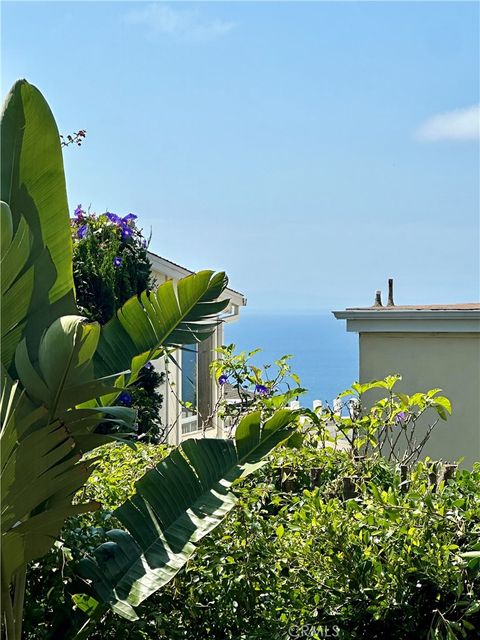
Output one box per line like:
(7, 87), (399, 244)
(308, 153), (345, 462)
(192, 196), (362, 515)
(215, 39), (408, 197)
(141, 452), (480, 640)
(28, 442), (478, 640)
(21, 375), (478, 639)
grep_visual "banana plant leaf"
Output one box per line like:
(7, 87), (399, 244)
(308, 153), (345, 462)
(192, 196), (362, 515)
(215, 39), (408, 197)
(0, 202), (34, 371)
(1, 321), (138, 584)
(93, 270), (229, 381)
(1, 80), (77, 372)
(0, 375), (100, 582)
(0, 77), (234, 619)
(79, 409), (298, 620)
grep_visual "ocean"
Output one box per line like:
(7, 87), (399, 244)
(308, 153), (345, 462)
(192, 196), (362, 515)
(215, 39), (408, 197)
(224, 311), (359, 409)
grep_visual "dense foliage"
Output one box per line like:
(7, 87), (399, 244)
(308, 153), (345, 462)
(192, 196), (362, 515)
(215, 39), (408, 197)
(23, 439), (480, 639)
(149, 452), (480, 640)
(70, 207), (164, 441)
(24, 368), (464, 638)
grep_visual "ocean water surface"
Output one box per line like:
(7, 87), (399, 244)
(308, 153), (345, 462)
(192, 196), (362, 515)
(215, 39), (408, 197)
(224, 311), (358, 408)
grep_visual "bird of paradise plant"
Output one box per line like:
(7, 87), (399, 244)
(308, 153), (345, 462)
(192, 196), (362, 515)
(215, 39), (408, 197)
(0, 80), (298, 639)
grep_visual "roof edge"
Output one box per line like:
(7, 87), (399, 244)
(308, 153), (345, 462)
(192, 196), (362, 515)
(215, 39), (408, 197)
(332, 308), (480, 334)
(148, 250), (246, 306)
(333, 309), (480, 320)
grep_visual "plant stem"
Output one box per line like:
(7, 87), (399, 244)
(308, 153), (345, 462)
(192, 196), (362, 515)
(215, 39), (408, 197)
(1, 562), (15, 640)
(13, 567), (26, 640)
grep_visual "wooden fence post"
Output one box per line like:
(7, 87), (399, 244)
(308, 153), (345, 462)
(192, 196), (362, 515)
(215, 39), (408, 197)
(442, 464), (457, 485)
(400, 464), (409, 493)
(343, 476), (358, 500)
(310, 467), (322, 488)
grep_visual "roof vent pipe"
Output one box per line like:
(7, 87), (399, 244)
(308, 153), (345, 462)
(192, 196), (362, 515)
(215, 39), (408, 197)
(374, 290), (383, 307)
(387, 278), (395, 307)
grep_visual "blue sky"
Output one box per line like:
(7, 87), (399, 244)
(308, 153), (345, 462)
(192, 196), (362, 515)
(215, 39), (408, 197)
(2, 1), (479, 311)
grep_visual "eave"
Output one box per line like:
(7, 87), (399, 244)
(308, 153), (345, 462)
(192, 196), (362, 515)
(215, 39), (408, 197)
(332, 308), (480, 333)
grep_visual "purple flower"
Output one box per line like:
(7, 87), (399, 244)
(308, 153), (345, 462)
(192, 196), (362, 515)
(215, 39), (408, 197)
(144, 361), (154, 371)
(117, 391), (132, 407)
(255, 384), (270, 396)
(74, 204), (85, 218)
(113, 256), (123, 268)
(106, 212), (121, 224)
(77, 224), (88, 239)
(121, 225), (133, 240)
(122, 213), (137, 224)
(218, 374), (228, 386)
(396, 411), (407, 424)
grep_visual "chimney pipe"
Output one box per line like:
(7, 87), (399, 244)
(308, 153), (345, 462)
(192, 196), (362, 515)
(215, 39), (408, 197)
(374, 290), (383, 307)
(387, 278), (394, 306)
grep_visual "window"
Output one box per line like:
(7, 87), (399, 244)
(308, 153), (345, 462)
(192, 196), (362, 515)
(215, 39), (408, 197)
(180, 345), (201, 435)
(181, 344), (198, 414)
(181, 416), (200, 435)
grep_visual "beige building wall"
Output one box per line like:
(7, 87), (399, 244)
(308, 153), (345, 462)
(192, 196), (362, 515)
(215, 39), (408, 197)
(359, 332), (480, 467)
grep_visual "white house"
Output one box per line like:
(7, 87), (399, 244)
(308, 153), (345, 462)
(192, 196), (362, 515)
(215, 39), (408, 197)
(333, 282), (480, 467)
(148, 251), (246, 445)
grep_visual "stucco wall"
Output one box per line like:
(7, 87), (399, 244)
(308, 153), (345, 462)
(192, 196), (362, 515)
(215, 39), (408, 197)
(359, 332), (480, 468)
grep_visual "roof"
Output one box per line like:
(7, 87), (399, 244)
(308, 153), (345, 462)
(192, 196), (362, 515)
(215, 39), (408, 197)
(333, 302), (480, 334)
(147, 250), (246, 307)
(149, 250), (195, 277)
(347, 303), (480, 311)
(223, 383), (253, 403)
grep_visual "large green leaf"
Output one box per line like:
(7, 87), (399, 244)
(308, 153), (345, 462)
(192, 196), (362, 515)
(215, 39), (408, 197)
(1, 79), (76, 370)
(0, 382), (136, 584)
(13, 315), (138, 449)
(79, 409), (298, 620)
(0, 373), (96, 582)
(93, 270), (229, 381)
(0, 202), (35, 370)
(0, 316), (138, 584)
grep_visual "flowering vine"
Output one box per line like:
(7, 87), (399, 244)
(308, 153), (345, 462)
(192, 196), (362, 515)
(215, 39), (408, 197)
(70, 205), (151, 324)
(71, 205), (165, 441)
